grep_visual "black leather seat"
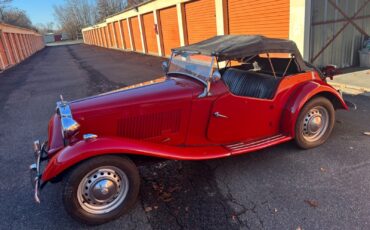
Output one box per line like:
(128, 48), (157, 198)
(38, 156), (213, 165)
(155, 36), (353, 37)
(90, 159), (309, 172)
(222, 68), (279, 99)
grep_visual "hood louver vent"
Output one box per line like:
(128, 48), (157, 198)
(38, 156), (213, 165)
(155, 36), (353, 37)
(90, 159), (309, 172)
(117, 110), (181, 139)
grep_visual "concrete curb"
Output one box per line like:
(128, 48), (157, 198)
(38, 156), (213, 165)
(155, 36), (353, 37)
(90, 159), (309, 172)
(329, 82), (370, 94)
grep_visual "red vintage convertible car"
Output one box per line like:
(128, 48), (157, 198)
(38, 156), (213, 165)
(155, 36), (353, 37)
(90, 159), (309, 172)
(30, 35), (347, 224)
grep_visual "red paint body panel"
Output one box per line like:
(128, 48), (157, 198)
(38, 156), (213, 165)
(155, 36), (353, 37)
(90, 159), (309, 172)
(42, 137), (230, 181)
(42, 69), (347, 182)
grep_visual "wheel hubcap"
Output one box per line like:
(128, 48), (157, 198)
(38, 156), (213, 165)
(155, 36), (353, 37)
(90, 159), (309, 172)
(92, 179), (116, 200)
(302, 106), (329, 142)
(77, 166), (129, 215)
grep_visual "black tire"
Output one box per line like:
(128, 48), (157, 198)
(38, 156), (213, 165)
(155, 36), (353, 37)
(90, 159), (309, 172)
(62, 155), (140, 225)
(295, 97), (335, 149)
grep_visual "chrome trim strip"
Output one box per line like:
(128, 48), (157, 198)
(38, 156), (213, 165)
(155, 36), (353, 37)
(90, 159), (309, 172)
(167, 71), (208, 86)
(83, 133), (98, 140)
(226, 135), (284, 150)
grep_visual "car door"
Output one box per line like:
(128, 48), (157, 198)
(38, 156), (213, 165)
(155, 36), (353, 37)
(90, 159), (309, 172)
(207, 93), (280, 143)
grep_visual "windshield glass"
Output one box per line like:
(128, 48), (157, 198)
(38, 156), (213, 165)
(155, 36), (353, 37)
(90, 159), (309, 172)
(168, 53), (215, 84)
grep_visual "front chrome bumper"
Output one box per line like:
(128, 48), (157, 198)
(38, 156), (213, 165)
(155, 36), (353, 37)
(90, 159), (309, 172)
(29, 140), (46, 203)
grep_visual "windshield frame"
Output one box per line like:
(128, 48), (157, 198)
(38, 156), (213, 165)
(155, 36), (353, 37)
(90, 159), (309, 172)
(167, 51), (216, 86)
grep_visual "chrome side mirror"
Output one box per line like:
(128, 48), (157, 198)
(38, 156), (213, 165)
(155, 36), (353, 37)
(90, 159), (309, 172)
(212, 70), (221, 82)
(162, 61), (169, 73)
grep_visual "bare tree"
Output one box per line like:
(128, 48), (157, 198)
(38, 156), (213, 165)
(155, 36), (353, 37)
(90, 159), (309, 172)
(54, 0), (147, 39)
(1, 8), (33, 29)
(35, 22), (55, 34)
(0, 0), (12, 21)
(96, 0), (126, 21)
(54, 0), (96, 39)
(126, 0), (146, 8)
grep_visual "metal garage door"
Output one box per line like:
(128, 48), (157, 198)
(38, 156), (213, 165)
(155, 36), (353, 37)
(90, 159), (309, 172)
(105, 26), (112, 48)
(0, 35), (9, 67)
(114, 21), (123, 49)
(142, 12), (158, 54)
(121, 19), (131, 49)
(309, 0), (370, 68)
(95, 29), (99, 46)
(130, 16), (143, 52)
(100, 28), (106, 47)
(108, 23), (115, 47)
(3, 33), (15, 64)
(227, 0), (290, 39)
(184, 0), (217, 44)
(159, 6), (180, 57)
(92, 29), (98, 45)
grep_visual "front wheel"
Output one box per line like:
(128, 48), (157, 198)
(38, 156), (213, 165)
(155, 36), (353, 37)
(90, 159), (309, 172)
(295, 97), (335, 149)
(62, 155), (140, 225)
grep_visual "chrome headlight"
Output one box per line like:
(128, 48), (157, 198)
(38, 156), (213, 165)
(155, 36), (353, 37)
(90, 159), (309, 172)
(57, 100), (80, 139)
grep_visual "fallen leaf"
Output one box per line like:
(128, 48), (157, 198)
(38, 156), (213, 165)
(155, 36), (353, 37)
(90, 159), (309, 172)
(144, 207), (153, 212)
(320, 167), (326, 172)
(304, 199), (319, 208)
(168, 185), (181, 193)
(163, 197), (173, 202)
(161, 192), (172, 199)
(363, 132), (370, 136)
(160, 191), (173, 202)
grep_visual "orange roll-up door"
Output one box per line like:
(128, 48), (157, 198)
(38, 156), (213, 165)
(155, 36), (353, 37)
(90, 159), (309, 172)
(0, 34), (9, 68)
(184, 0), (217, 45)
(108, 23), (115, 47)
(101, 27), (107, 47)
(227, 0), (290, 39)
(15, 34), (25, 60)
(130, 16), (143, 52)
(121, 19), (131, 49)
(142, 12), (158, 55)
(159, 6), (180, 57)
(114, 21), (123, 49)
(105, 26), (112, 47)
(3, 33), (15, 64)
(98, 28), (103, 46)
(95, 29), (99, 45)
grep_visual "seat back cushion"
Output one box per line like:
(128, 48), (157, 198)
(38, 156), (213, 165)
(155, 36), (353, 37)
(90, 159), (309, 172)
(222, 68), (279, 99)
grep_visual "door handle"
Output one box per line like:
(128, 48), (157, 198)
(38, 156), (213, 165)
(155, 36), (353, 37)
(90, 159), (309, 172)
(213, 112), (228, 119)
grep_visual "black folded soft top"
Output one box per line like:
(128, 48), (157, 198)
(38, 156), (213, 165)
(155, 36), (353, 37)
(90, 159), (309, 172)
(173, 35), (309, 71)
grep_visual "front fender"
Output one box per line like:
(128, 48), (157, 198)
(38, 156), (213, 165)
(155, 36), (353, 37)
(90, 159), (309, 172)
(42, 137), (229, 182)
(281, 80), (348, 136)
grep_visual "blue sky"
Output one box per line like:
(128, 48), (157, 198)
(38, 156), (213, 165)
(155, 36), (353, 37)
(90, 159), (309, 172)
(11, 0), (63, 27)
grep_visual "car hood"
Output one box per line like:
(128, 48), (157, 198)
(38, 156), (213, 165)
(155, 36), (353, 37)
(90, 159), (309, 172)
(69, 76), (204, 116)
(62, 76), (204, 145)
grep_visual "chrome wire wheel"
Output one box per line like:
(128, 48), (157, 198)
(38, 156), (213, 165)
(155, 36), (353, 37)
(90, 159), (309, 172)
(77, 166), (129, 215)
(302, 106), (329, 143)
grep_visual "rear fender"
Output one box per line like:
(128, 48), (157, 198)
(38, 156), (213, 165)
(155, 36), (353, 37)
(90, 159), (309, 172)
(281, 81), (348, 136)
(42, 137), (229, 182)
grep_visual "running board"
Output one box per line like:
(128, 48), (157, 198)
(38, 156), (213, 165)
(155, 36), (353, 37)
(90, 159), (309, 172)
(225, 134), (292, 155)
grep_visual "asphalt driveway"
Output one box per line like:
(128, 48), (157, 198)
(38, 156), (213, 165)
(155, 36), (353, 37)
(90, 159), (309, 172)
(0, 44), (369, 229)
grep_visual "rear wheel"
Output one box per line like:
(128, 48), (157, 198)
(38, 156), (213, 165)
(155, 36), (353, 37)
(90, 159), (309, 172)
(62, 155), (140, 225)
(295, 97), (335, 149)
